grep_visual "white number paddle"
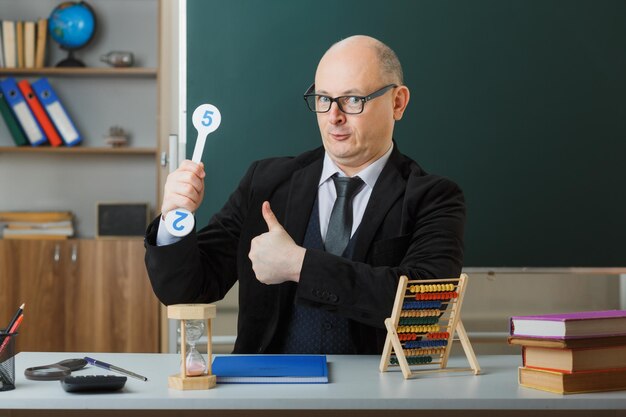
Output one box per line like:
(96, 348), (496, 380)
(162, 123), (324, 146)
(165, 104), (222, 237)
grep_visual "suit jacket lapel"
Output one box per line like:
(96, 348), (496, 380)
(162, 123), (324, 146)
(283, 156), (323, 245)
(351, 148), (406, 262)
(270, 153), (323, 352)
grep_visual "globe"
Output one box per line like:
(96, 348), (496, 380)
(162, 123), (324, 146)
(48, 1), (97, 67)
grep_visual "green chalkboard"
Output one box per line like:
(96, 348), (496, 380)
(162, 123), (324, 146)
(187, 0), (626, 268)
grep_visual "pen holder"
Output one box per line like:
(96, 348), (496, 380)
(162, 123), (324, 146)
(0, 332), (17, 391)
(167, 304), (216, 390)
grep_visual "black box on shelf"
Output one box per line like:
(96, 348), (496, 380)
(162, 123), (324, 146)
(96, 202), (150, 238)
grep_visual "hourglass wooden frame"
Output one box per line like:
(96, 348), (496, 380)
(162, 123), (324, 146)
(379, 274), (481, 379)
(167, 304), (217, 390)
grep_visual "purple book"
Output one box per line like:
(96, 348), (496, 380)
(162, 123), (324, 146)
(510, 310), (626, 339)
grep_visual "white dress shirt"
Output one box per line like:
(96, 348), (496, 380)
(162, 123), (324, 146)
(157, 144), (393, 246)
(317, 144), (393, 242)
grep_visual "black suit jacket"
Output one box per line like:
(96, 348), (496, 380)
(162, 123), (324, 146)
(145, 144), (465, 354)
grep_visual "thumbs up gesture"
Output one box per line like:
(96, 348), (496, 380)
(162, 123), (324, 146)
(249, 201), (306, 285)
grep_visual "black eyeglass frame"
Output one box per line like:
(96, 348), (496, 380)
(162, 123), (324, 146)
(303, 83), (398, 114)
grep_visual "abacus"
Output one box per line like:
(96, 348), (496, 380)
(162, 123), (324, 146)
(379, 273), (480, 379)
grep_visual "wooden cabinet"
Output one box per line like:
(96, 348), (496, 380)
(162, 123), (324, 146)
(0, 238), (159, 353)
(0, 239), (65, 351)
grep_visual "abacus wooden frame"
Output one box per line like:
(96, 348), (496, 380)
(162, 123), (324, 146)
(379, 273), (481, 379)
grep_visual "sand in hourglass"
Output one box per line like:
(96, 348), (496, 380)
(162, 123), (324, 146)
(184, 320), (208, 377)
(185, 361), (206, 376)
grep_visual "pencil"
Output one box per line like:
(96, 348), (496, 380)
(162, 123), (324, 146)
(0, 314), (23, 354)
(4, 303), (24, 333)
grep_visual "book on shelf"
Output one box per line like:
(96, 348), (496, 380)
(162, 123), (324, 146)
(0, 88), (28, 146)
(0, 24), (4, 68)
(522, 344), (626, 373)
(510, 310), (626, 339)
(212, 355), (329, 384)
(6, 220), (72, 230)
(0, 211), (73, 223)
(16, 21), (24, 69)
(35, 18), (47, 68)
(0, 211), (74, 240)
(518, 366), (626, 394)
(24, 21), (35, 69)
(2, 21), (16, 69)
(3, 234), (70, 240)
(0, 77), (47, 146)
(18, 79), (63, 147)
(3, 227), (73, 239)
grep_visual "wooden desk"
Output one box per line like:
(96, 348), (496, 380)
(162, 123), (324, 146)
(1, 353), (626, 417)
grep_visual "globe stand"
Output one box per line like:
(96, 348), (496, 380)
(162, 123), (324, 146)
(167, 304), (217, 390)
(56, 49), (86, 67)
(49, 1), (97, 68)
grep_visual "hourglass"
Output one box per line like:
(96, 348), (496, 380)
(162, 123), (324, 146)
(167, 304), (216, 390)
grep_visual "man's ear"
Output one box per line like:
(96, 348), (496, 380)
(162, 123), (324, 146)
(393, 85), (410, 121)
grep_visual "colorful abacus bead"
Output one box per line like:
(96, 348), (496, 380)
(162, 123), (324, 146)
(398, 317), (440, 326)
(404, 339), (448, 349)
(426, 332), (450, 340)
(390, 355), (433, 365)
(402, 301), (443, 310)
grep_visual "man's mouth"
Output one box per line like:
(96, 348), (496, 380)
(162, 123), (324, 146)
(329, 132), (351, 141)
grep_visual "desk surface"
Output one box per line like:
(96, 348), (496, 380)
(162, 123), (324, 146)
(3, 353), (626, 412)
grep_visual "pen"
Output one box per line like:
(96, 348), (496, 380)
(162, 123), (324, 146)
(84, 357), (148, 381)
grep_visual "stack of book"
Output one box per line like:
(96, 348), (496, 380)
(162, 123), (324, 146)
(509, 310), (626, 394)
(0, 77), (82, 148)
(0, 19), (48, 69)
(0, 211), (74, 240)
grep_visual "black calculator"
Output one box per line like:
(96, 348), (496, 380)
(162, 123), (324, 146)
(60, 375), (127, 393)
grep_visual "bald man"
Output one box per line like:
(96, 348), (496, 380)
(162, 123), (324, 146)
(145, 35), (465, 354)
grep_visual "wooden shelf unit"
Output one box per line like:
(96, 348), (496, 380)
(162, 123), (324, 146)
(0, 146), (157, 155)
(0, 0), (166, 354)
(0, 67), (157, 77)
(0, 0), (161, 239)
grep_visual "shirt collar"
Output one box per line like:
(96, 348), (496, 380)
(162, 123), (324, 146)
(319, 142), (394, 189)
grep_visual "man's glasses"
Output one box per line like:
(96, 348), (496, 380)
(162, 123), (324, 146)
(303, 83), (397, 114)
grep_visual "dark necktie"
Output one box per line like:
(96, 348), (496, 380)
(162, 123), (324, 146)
(325, 175), (365, 256)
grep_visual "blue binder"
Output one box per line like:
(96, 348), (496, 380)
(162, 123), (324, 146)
(0, 78), (47, 146)
(31, 78), (82, 146)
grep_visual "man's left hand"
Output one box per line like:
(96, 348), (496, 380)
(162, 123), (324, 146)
(249, 201), (306, 284)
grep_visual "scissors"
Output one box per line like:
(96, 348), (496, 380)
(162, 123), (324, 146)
(24, 358), (88, 381)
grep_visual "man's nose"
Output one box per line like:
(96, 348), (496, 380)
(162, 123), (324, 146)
(328, 102), (346, 124)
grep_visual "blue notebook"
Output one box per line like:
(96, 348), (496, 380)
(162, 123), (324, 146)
(212, 355), (328, 384)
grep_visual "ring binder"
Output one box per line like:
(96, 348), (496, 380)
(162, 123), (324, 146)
(31, 78), (82, 146)
(0, 77), (47, 146)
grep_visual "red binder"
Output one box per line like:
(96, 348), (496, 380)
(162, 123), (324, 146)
(17, 79), (62, 147)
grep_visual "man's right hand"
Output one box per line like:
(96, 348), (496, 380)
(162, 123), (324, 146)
(161, 160), (205, 218)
